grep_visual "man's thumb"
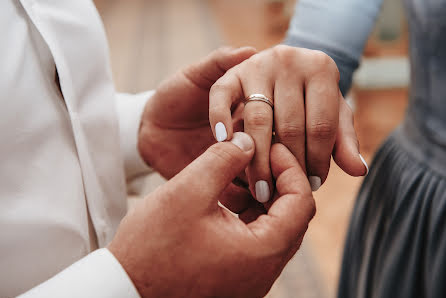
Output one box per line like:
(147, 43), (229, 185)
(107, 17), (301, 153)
(166, 132), (255, 208)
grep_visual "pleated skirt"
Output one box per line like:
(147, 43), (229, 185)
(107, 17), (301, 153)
(337, 124), (446, 298)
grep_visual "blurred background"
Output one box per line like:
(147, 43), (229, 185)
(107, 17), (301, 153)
(93, 0), (409, 297)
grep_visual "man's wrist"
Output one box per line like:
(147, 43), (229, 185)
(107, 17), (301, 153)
(19, 249), (141, 298)
(116, 91), (155, 179)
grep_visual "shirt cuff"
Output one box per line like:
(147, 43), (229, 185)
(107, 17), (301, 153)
(115, 90), (155, 179)
(19, 248), (140, 298)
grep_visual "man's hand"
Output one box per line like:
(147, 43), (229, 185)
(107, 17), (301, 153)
(108, 133), (315, 298)
(138, 47), (256, 179)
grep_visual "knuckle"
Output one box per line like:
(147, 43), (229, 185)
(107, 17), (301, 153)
(276, 123), (305, 142)
(310, 50), (332, 67)
(308, 120), (337, 140)
(244, 108), (272, 128)
(209, 81), (229, 96)
(272, 45), (296, 64)
(309, 50), (338, 76)
(207, 144), (240, 166)
(245, 54), (264, 71)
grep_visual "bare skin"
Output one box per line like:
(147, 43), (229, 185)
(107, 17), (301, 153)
(138, 46), (366, 207)
(109, 136), (315, 298)
(209, 45), (367, 200)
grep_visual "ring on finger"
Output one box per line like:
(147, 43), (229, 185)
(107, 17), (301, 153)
(244, 94), (274, 109)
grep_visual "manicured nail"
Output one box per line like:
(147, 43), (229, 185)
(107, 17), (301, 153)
(359, 154), (369, 176)
(230, 132), (253, 152)
(215, 122), (227, 142)
(255, 180), (270, 203)
(309, 176), (321, 192)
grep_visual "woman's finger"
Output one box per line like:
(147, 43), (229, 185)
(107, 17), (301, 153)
(244, 99), (274, 203)
(273, 74), (306, 174)
(210, 52), (276, 203)
(205, 47), (257, 142)
(238, 57), (275, 203)
(305, 69), (339, 191)
(209, 71), (244, 142)
(332, 97), (368, 176)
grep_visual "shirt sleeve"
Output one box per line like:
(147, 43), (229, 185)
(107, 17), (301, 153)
(115, 90), (155, 179)
(283, 0), (384, 95)
(18, 248), (140, 298)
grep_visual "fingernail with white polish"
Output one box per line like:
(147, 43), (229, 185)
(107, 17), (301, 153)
(215, 122), (227, 142)
(309, 176), (321, 192)
(230, 132), (253, 152)
(359, 154), (369, 176)
(255, 180), (270, 203)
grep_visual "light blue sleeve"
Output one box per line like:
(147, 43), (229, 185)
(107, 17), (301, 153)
(284, 0), (384, 95)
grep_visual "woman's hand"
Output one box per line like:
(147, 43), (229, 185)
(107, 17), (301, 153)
(209, 45), (368, 202)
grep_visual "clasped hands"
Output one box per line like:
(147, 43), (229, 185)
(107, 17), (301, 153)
(108, 46), (367, 297)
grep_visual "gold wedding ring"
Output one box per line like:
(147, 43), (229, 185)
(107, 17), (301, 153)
(244, 94), (274, 109)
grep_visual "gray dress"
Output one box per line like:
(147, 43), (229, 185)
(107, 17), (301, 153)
(285, 0), (446, 297)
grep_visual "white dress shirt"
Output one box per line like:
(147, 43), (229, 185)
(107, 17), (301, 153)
(0, 0), (151, 296)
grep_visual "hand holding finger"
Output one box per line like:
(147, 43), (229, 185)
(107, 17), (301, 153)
(166, 132), (255, 211)
(210, 53), (275, 203)
(248, 143), (315, 252)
